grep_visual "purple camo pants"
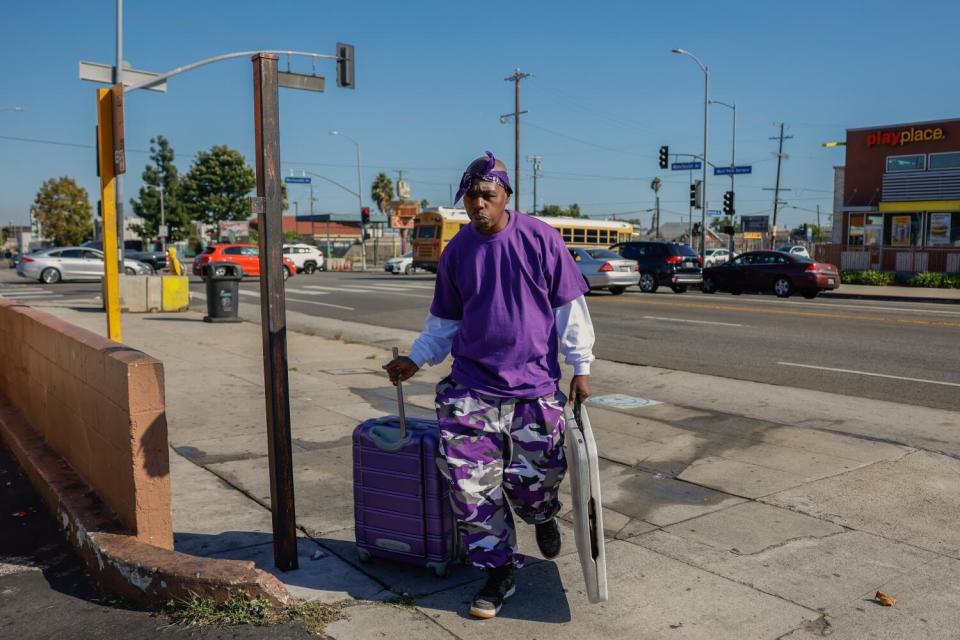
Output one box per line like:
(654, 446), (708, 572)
(435, 377), (567, 569)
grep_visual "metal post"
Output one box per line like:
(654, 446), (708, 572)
(159, 186), (165, 252)
(96, 88), (122, 342)
(355, 142), (366, 271)
(252, 52), (297, 572)
(701, 69), (709, 258)
(688, 166), (693, 241)
(114, 0), (125, 273)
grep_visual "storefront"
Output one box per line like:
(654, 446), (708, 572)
(833, 118), (960, 272)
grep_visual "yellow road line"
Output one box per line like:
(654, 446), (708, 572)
(600, 296), (960, 328)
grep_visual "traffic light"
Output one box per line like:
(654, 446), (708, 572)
(336, 43), (355, 89)
(361, 206), (370, 225)
(723, 190), (734, 215)
(692, 222), (702, 235)
(658, 145), (669, 170)
(690, 180), (702, 209)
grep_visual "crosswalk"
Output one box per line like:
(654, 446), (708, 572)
(192, 280), (436, 314)
(0, 286), (64, 301)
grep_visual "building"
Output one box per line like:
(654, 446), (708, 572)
(831, 118), (960, 272)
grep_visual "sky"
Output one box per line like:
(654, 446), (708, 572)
(1, 0), (959, 234)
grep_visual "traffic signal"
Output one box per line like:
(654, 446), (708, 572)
(690, 180), (702, 209)
(336, 43), (355, 89)
(723, 190), (734, 215)
(361, 206), (370, 225)
(692, 222), (702, 235)
(658, 145), (669, 169)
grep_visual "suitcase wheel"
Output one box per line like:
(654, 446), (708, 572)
(357, 547), (372, 563)
(427, 561), (448, 577)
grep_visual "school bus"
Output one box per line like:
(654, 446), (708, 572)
(411, 207), (635, 272)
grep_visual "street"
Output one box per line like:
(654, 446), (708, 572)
(185, 270), (960, 412)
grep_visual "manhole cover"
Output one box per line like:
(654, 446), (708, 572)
(587, 393), (661, 410)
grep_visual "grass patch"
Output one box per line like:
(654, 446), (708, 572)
(164, 591), (345, 636)
(333, 331), (344, 341)
(366, 354), (377, 360)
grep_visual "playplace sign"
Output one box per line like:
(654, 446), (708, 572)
(866, 126), (945, 148)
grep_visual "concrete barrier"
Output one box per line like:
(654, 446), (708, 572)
(115, 275), (189, 313)
(0, 300), (291, 607)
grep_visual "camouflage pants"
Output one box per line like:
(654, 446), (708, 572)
(435, 377), (567, 569)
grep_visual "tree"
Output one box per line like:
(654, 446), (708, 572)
(539, 203), (582, 218)
(180, 145), (256, 229)
(371, 173), (394, 214)
(30, 177), (93, 246)
(130, 136), (190, 242)
(419, 198), (430, 209)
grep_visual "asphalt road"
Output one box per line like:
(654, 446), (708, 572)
(3, 267), (959, 412)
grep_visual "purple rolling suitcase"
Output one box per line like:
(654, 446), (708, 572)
(352, 350), (459, 576)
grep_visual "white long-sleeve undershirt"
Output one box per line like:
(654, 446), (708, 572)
(408, 295), (596, 376)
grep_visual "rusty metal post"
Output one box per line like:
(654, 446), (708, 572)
(252, 52), (298, 572)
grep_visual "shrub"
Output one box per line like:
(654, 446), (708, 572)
(840, 270), (894, 286)
(909, 272), (947, 288)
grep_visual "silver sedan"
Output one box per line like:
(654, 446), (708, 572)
(17, 247), (152, 284)
(569, 247), (639, 295)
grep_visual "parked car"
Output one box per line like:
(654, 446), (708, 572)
(17, 247), (152, 283)
(282, 243), (324, 273)
(384, 251), (415, 275)
(6, 251), (20, 268)
(609, 240), (702, 293)
(192, 243), (297, 280)
(82, 240), (168, 272)
(776, 245), (811, 259)
(569, 247), (639, 295)
(701, 250), (839, 299)
(704, 248), (735, 267)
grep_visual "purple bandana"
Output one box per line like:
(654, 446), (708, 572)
(454, 151), (513, 204)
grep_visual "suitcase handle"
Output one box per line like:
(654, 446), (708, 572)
(573, 401), (584, 429)
(369, 423), (413, 451)
(393, 347), (407, 439)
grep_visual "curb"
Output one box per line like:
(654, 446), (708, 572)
(0, 396), (291, 609)
(820, 291), (960, 305)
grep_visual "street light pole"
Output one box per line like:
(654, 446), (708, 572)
(329, 130), (366, 271)
(115, 0), (126, 274)
(672, 48), (709, 259)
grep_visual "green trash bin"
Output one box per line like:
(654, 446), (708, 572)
(202, 262), (242, 323)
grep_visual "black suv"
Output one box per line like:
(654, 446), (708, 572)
(609, 241), (702, 293)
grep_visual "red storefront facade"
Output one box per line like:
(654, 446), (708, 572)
(832, 118), (960, 273)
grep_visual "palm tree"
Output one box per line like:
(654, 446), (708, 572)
(371, 173), (394, 214)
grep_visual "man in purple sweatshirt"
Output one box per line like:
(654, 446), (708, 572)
(384, 152), (595, 619)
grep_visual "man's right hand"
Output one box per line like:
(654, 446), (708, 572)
(383, 355), (419, 386)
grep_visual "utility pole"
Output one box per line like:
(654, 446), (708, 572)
(527, 155), (542, 215)
(769, 122), (792, 248)
(504, 68), (530, 208)
(159, 186), (165, 251)
(816, 204), (821, 242)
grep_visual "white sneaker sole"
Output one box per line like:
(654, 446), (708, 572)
(469, 585), (516, 619)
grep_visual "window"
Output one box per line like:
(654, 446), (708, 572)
(586, 229), (598, 244)
(201, 246), (216, 254)
(241, 247), (259, 256)
(282, 247), (292, 254)
(848, 214), (865, 246)
(573, 229), (585, 243)
(83, 250), (103, 260)
(416, 225), (437, 239)
(598, 230), (609, 244)
(884, 213), (921, 247)
(885, 154), (925, 172)
(61, 249), (84, 259)
(929, 152), (960, 170)
(586, 249), (621, 260)
(561, 228), (573, 242)
(223, 246), (244, 255)
(46, 251), (61, 258)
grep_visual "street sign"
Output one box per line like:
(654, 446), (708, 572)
(714, 165), (753, 176)
(284, 176), (312, 184)
(707, 209), (723, 216)
(79, 61), (168, 93)
(741, 215), (769, 232)
(671, 161), (702, 171)
(158, 224), (169, 238)
(278, 71), (325, 93)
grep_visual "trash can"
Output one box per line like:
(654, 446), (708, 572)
(202, 262), (242, 323)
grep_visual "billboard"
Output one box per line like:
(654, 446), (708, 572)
(218, 220), (250, 242)
(740, 215), (769, 233)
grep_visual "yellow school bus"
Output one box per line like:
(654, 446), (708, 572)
(411, 207), (634, 272)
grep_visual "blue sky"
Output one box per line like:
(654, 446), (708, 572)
(1, 0), (958, 232)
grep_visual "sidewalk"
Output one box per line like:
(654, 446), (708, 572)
(821, 284), (960, 304)
(15, 300), (960, 639)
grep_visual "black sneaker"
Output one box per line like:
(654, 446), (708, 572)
(469, 565), (516, 619)
(536, 518), (561, 559)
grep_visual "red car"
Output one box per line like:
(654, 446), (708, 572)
(700, 250), (839, 299)
(193, 243), (297, 280)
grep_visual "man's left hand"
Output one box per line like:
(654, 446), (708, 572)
(568, 375), (591, 405)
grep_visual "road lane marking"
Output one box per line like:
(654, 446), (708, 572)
(237, 288), (354, 310)
(603, 296), (960, 328)
(642, 315), (746, 327)
(284, 287), (330, 296)
(303, 285), (432, 298)
(0, 292), (60, 299)
(687, 295), (960, 317)
(778, 362), (960, 388)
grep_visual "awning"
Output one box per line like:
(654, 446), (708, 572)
(879, 200), (960, 213)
